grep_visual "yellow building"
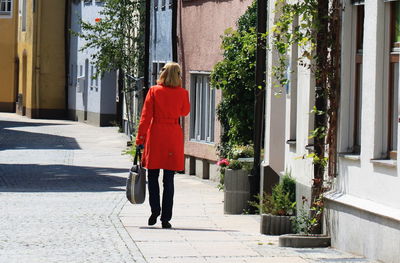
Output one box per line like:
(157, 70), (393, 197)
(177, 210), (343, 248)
(0, 0), (18, 112)
(16, 0), (66, 118)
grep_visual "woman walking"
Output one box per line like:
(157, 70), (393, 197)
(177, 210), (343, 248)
(136, 62), (190, 229)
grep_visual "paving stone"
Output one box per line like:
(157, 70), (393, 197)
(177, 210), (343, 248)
(0, 113), (144, 263)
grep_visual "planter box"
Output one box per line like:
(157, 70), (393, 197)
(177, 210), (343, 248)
(224, 169), (250, 214)
(260, 214), (293, 235)
(279, 234), (331, 248)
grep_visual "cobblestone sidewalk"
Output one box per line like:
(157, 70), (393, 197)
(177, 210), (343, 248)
(0, 113), (378, 263)
(0, 113), (145, 263)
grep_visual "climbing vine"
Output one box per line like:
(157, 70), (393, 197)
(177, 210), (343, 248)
(270, 0), (342, 233)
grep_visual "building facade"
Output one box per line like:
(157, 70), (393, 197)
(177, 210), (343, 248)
(0, 0), (18, 113)
(178, 0), (252, 180)
(264, 0), (400, 262)
(68, 0), (118, 126)
(326, 1), (400, 262)
(16, 0), (66, 118)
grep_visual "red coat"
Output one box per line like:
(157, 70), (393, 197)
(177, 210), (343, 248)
(136, 84), (190, 171)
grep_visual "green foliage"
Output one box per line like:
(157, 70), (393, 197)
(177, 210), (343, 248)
(74, 0), (146, 134)
(211, 1), (257, 157)
(227, 160), (243, 170)
(249, 177), (296, 216)
(270, 0), (318, 90)
(291, 195), (324, 235)
(281, 172), (296, 203)
(122, 144), (137, 160)
(75, 0), (145, 77)
(230, 145), (254, 160)
(217, 167), (225, 191)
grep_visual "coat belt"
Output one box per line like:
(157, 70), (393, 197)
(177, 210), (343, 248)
(152, 118), (179, 124)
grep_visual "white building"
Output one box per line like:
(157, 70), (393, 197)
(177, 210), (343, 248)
(68, 0), (118, 126)
(263, 0), (400, 262)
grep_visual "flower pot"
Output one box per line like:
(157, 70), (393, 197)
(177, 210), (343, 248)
(279, 234), (331, 248)
(224, 168), (250, 214)
(260, 214), (293, 235)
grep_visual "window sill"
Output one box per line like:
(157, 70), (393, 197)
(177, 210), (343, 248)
(325, 192), (400, 223)
(286, 139), (296, 145)
(338, 153), (360, 161)
(189, 139), (215, 146)
(370, 159), (397, 168)
(305, 144), (314, 152)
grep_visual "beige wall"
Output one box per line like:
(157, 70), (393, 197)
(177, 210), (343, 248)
(178, 0), (252, 162)
(0, 0), (19, 112)
(17, 0), (66, 118)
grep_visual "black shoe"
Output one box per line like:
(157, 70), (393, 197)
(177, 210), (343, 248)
(148, 213), (159, 226)
(161, 221), (172, 229)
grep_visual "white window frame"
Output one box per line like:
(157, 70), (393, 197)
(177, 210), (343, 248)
(190, 72), (215, 144)
(0, 0), (12, 17)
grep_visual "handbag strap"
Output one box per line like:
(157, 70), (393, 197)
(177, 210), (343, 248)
(134, 147), (142, 165)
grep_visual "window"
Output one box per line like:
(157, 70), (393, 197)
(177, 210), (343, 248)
(161, 0), (166, 10)
(154, 0), (158, 10)
(353, 5), (364, 153)
(0, 0), (11, 16)
(151, 62), (165, 85)
(169, 0), (172, 8)
(21, 0), (26, 31)
(287, 16), (299, 147)
(90, 65), (94, 89)
(94, 68), (98, 87)
(387, 1), (400, 159)
(190, 74), (215, 143)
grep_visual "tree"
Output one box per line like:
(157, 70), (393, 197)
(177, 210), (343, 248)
(75, 0), (146, 136)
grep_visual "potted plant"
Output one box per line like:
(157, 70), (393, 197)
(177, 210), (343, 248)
(250, 174), (296, 235)
(223, 159), (251, 214)
(279, 195), (331, 248)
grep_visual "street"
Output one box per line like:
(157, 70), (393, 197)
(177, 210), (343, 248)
(0, 113), (144, 263)
(0, 113), (377, 263)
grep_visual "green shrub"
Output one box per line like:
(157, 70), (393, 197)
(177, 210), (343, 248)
(249, 176), (297, 216)
(281, 173), (296, 203)
(231, 145), (254, 160)
(228, 160), (243, 170)
(211, 1), (257, 158)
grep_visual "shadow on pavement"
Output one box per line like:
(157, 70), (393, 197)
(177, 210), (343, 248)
(0, 120), (80, 151)
(139, 226), (238, 232)
(0, 164), (128, 192)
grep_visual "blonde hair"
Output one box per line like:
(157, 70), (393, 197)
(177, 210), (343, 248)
(157, 62), (182, 87)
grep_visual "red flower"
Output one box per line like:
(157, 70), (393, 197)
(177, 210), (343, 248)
(217, 158), (230, 167)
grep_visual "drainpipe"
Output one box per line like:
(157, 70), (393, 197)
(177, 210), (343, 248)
(143, 0), (151, 99)
(250, 0), (268, 209)
(35, 0), (42, 118)
(172, 0), (178, 62)
(65, 0), (71, 118)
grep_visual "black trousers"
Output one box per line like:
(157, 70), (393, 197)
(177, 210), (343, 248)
(147, 169), (175, 222)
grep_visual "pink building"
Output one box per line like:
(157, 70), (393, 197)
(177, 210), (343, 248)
(177, 0), (252, 180)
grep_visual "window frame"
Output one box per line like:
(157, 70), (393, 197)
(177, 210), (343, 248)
(189, 72), (216, 144)
(352, 4), (364, 154)
(154, 0), (158, 11)
(0, 0), (12, 17)
(387, 1), (400, 159)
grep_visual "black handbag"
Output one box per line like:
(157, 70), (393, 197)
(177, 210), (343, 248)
(126, 148), (146, 204)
